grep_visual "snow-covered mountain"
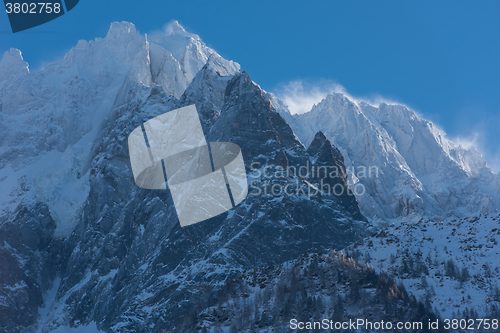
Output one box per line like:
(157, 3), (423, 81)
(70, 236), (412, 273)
(0, 21), (238, 237)
(1, 20), (499, 333)
(282, 93), (500, 221)
(0, 21), (369, 332)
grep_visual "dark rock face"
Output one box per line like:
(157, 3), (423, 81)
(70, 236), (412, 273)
(179, 54), (238, 133)
(0, 203), (61, 332)
(209, 71), (303, 168)
(2, 69), (368, 333)
(307, 131), (363, 219)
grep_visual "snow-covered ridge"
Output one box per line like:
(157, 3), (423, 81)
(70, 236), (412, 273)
(282, 92), (500, 221)
(0, 21), (239, 235)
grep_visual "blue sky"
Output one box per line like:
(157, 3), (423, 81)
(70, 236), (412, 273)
(1, 0), (499, 170)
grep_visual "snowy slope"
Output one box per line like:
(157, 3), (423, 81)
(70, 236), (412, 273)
(284, 93), (500, 221)
(191, 251), (439, 332)
(347, 214), (500, 319)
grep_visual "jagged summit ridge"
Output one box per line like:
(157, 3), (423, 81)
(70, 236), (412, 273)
(0, 48), (29, 79)
(285, 91), (500, 220)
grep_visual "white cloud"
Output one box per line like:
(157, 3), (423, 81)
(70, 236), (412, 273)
(273, 79), (346, 114)
(452, 126), (500, 173)
(164, 20), (185, 35)
(452, 132), (481, 151)
(146, 20), (186, 39)
(273, 79), (405, 115)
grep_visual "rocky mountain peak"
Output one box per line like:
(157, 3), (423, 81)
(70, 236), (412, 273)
(210, 71), (304, 168)
(306, 131), (328, 153)
(165, 20), (186, 35)
(307, 130), (344, 166)
(0, 48), (29, 80)
(105, 21), (142, 44)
